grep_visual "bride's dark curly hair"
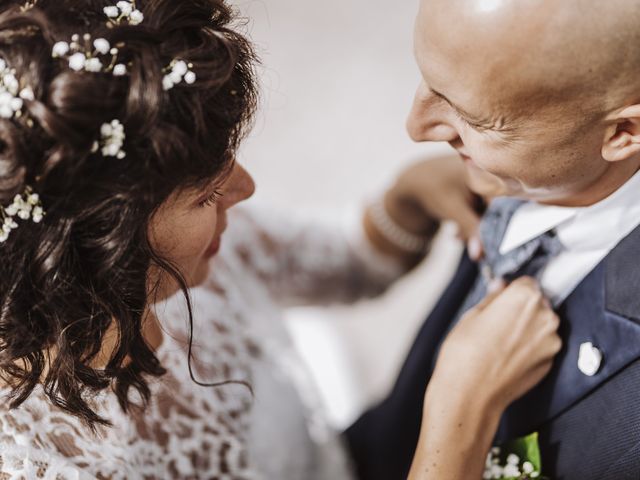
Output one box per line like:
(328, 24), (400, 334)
(0, 0), (257, 426)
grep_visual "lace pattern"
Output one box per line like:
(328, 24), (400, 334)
(0, 203), (404, 479)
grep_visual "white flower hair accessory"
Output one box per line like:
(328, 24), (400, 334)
(20, 0), (38, 12)
(52, 34), (127, 76)
(0, 186), (45, 243)
(0, 58), (35, 121)
(92, 119), (126, 159)
(162, 59), (197, 91)
(104, 1), (144, 26)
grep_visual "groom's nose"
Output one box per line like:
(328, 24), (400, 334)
(406, 81), (460, 143)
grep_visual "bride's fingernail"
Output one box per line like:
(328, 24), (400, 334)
(468, 237), (482, 261)
(488, 278), (506, 293)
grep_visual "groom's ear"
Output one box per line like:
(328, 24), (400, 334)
(602, 104), (640, 162)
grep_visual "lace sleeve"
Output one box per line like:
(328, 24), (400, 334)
(0, 380), (259, 480)
(0, 391), (140, 480)
(223, 203), (407, 306)
(0, 443), (95, 480)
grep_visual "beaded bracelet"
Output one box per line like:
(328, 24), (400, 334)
(368, 197), (432, 254)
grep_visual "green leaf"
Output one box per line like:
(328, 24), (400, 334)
(502, 432), (542, 472)
(522, 432), (541, 472)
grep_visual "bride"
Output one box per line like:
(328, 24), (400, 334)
(0, 0), (560, 479)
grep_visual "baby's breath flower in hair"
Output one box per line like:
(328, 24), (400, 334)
(20, 0), (38, 12)
(51, 41), (70, 58)
(52, 34), (127, 76)
(104, 1), (144, 26)
(92, 119), (126, 159)
(93, 38), (111, 55)
(0, 59), (35, 120)
(162, 60), (196, 91)
(113, 64), (127, 76)
(0, 187), (45, 243)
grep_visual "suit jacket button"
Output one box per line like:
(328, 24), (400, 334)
(578, 342), (603, 376)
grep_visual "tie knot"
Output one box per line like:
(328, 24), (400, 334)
(479, 198), (564, 281)
(490, 229), (563, 281)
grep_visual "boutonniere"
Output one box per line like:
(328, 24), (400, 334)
(484, 432), (550, 479)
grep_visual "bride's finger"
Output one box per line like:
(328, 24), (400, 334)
(467, 235), (484, 261)
(465, 282), (506, 313)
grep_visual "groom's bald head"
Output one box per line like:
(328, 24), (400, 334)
(408, 0), (640, 204)
(420, 0), (640, 108)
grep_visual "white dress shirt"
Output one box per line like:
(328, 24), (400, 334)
(500, 169), (640, 305)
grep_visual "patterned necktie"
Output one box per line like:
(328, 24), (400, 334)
(455, 197), (565, 318)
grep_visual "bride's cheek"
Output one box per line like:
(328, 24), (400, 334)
(150, 206), (219, 281)
(183, 211), (220, 257)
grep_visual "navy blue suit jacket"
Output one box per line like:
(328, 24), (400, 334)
(346, 223), (640, 480)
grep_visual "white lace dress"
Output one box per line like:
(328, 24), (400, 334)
(0, 204), (405, 480)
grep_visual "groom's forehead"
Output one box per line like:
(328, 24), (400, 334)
(413, 0), (588, 119)
(413, 4), (525, 117)
(415, 0), (640, 109)
(414, 0), (551, 76)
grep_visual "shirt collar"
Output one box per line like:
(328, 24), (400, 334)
(499, 168), (640, 255)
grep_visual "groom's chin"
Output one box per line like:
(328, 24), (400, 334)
(463, 162), (513, 198)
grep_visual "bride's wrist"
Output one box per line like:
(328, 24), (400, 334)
(413, 379), (502, 480)
(427, 367), (505, 427)
(363, 193), (438, 265)
(423, 384), (502, 451)
(382, 188), (439, 237)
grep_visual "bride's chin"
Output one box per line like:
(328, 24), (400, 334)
(147, 259), (212, 302)
(190, 259), (213, 287)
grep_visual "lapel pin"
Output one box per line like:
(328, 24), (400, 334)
(578, 342), (603, 377)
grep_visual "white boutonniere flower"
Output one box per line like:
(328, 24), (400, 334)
(484, 433), (548, 480)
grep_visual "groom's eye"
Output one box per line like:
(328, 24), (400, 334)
(430, 88), (494, 131)
(454, 109), (492, 131)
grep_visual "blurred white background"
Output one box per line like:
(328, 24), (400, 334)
(230, 0), (462, 429)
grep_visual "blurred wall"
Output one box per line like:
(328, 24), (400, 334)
(230, 0), (462, 428)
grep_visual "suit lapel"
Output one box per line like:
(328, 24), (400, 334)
(496, 222), (640, 442)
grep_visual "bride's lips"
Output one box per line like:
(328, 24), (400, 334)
(204, 221), (228, 258)
(205, 237), (221, 257)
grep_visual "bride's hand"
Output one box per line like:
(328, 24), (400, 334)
(409, 277), (561, 480)
(365, 155), (485, 265)
(384, 155), (483, 247)
(434, 276), (561, 411)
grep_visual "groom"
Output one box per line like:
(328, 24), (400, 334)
(346, 0), (640, 479)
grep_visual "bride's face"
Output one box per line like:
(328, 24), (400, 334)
(147, 162), (255, 300)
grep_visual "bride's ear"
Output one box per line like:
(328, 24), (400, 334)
(602, 104), (640, 162)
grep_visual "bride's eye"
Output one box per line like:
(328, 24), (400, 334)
(198, 189), (224, 207)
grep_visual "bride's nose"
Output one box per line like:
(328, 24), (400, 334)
(220, 162), (255, 209)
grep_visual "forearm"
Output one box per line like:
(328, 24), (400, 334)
(408, 374), (501, 480)
(230, 204), (404, 305)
